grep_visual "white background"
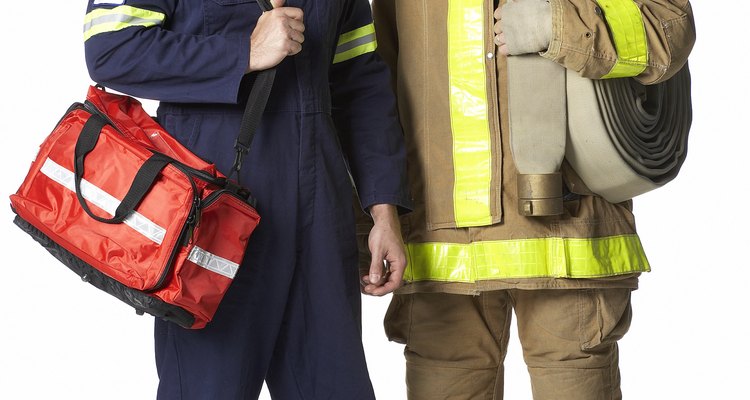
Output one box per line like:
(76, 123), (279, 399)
(1, 2), (747, 399)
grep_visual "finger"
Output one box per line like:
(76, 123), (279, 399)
(496, 32), (507, 46)
(494, 5), (502, 20)
(288, 41), (302, 55)
(364, 278), (401, 296)
(493, 19), (502, 35)
(288, 18), (305, 32)
(270, 0), (285, 7)
(498, 43), (509, 56)
(368, 259), (386, 286)
(289, 29), (305, 44)
(365, 260), (404, 296)
(289, 31), (305, 44)
(279, 7), (304, 20)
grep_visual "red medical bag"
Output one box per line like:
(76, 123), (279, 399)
(10, 86), (261, 329)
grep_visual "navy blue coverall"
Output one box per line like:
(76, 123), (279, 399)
(84, 1), (410, 399)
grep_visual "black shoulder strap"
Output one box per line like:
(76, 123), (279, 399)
(230, 0), (277, 178)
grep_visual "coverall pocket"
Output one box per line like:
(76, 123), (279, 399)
(579, 288), (633, 351)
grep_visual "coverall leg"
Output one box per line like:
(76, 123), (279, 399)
(154, 111), (376, 400)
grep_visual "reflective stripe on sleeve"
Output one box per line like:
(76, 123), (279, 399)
(595, 0), (649, 78)
(333, 23), (377, 64)
(403, 235), (650, 282)
(448, 0), (493, 227)
(84, 5), (166, 41)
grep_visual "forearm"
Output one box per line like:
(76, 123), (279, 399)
(543, 0), (695, 84)
(84, 1), (250, 103)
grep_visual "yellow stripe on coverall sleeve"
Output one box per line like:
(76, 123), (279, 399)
(84, 5), (166, 41)
(333, 23), (378, 64)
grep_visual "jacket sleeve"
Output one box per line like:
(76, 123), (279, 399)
(83, 1), (250, 103)
(329, 0), (411, 214)
(542, 0), (695, 84)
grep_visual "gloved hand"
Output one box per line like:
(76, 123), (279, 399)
(494, 0), (552, 56)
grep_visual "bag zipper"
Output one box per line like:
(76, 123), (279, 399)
(79, 100), (204, 292)
(146, 163), (201, 292)
(81, 99), (257, 291)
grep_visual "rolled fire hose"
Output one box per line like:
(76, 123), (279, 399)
(507, 54), (692, 216)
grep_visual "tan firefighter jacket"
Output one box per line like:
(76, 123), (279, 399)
(362, 0), (696, 294)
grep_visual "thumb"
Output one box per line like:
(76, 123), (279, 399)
(270, 0), (285, 7)
(369, 257), (385, 284)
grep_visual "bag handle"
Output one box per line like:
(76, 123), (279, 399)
(74, 114), (173, 224)
(230, 0), (277, 179)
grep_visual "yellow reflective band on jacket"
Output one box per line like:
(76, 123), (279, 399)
(84, 5), (166, 41)
(448, 0), (493, 227)
(333, 23), (377, 64)
(595, 0), (649, 78)
(403, 234), (650, 282)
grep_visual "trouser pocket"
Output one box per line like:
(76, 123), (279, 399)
(580, 288), (633, 352)
(384, 293), (412, 344)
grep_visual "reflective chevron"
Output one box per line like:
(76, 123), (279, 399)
(187, 246), (239, 279)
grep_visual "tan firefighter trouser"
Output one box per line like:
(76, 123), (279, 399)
(384, 289), (633, 400)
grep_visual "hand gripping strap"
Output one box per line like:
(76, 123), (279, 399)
(230, 0), (277, 179)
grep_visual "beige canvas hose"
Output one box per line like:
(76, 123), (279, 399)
(507, 54), (692, 215)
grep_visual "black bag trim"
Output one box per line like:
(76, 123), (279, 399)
(13, 213), (195, 328)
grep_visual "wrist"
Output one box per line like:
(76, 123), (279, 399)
(369, 204), (398, 226)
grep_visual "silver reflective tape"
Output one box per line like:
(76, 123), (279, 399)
(40, 158), (166, 244)
(335, 32), (376, 55)
(187, 246), (239, 279)
(83, 13), (163, 34)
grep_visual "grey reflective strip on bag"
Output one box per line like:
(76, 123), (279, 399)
(187, 246), (240, 279)
(507, 55), (692, 205)
(40, 157), (167, 244)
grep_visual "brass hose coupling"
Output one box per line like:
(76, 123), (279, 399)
(517, 173), (564, 216)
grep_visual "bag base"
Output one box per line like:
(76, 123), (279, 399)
(14, 214), (195, 328)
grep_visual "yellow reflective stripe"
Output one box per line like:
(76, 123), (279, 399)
(595, 0), (648, 78)
(404, 235), (650, 282)
(333, 23), (377, 64)
(448, 0), (493, 227)
(84, 5), (166, 41)
(338, 23), (375, 46)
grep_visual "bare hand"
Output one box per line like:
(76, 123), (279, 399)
(493, 4), (509, 56)
(247, 0), (305, 72)
(361, 204), (406, 296)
